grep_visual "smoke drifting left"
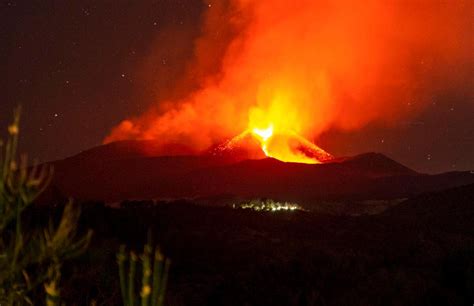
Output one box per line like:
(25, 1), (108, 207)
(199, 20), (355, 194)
(105, 0), (472, 157)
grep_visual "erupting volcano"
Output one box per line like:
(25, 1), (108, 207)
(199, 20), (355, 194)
(104, 0), (470, 168)
(246, 106), (333, 163)
(210, 103), (333, 164)
(250, 127), (333, 164)
(215, 125), (333, 164)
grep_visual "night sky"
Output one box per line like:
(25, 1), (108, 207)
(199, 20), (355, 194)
(1, 1), (473, 173)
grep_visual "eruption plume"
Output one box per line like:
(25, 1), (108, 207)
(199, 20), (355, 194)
(105, 0), (472, 163)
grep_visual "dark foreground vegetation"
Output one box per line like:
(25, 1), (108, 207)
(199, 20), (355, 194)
(28, 183), (474, 305)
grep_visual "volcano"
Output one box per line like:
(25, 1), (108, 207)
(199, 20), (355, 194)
(209, 129), (333, 164)
(37, 140), (474, 204)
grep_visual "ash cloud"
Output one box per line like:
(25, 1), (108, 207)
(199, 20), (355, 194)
(105, 0), (472, 154)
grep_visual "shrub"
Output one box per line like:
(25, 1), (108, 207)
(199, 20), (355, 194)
(0, 107), (92, 305)
(117, 241), (171, 306)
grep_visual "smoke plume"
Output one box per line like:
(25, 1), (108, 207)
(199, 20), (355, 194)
(105, 0), (472, 155)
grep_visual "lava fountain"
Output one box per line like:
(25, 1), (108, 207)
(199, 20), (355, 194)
(246, 123), (333, 164)
(216, 104), (333, 164)
(245, 103), (333, 163)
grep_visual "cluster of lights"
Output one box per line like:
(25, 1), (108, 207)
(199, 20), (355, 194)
(233, 199), (304, 212)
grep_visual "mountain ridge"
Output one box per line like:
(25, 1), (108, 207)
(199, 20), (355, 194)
(38, 140), (474, 204)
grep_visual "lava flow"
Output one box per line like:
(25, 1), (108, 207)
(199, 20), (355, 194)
(249, 124), (332, 164)
(244, 104), (333, 163)
(216, 119), (333, 164)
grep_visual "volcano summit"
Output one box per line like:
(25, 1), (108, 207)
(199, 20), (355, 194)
(211, 128), (333, 164)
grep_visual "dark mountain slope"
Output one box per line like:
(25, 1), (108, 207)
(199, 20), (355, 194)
(38, 141), (474, 203)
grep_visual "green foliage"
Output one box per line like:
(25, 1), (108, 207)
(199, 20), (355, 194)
(0, 107), (92, 305)
(117, 242), (170, 306)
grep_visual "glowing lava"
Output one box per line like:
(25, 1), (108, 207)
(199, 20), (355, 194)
(251, 124), (274, 155)
(214, 103), (334, 164)
(252, 125), (274, 142)
(248, 124), (332, 164)
(245, 104), (333, 164)
(213, 123), (333, 164)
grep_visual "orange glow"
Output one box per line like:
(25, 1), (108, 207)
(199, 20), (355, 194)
(248, 117), (332, 164)
(252, 129), (333, 164)
(252, 125), (273, 142)
(105, 0), (471, 163)
(251, 124), (272, 156)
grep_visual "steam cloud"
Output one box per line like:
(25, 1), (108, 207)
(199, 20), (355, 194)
(105, 0), (472, 154)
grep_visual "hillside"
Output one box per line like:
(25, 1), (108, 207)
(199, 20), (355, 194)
(39, 141), (474, 203)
